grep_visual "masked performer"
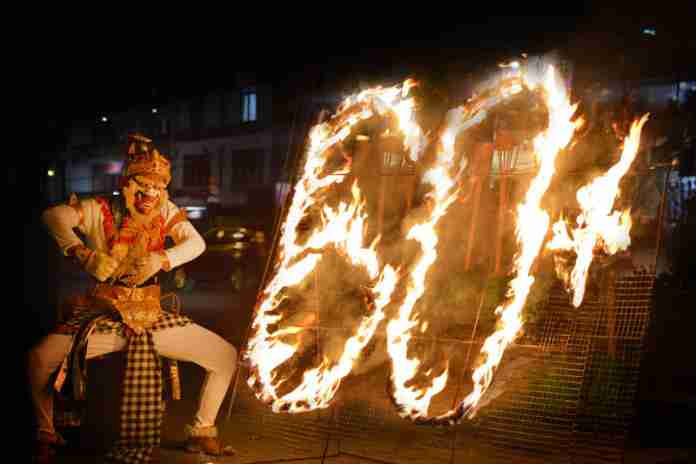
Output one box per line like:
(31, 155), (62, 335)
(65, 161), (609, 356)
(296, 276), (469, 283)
(29, 134), (237, 463)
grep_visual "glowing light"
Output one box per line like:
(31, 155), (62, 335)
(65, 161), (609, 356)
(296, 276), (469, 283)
(243, 65), (641, 425)
(246, 80), (424, 412)
(387, 76), (524, 421)
(548, 114), (648, 307)
(447, 66), (583, 420)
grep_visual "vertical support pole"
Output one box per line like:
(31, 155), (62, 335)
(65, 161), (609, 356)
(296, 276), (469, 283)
(378, 175), (386, 236)
(495, 172), (508, 275)
(464, 142), (493, 271)
(654, 164), (674, 272)
(464, 181), (483, 271)
(314, 267), (321, 367)
(403, 164), (415, 214)
(603, 267), (618, 358)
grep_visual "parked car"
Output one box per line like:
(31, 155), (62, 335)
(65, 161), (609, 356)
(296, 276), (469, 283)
(182, 225), (267, 290)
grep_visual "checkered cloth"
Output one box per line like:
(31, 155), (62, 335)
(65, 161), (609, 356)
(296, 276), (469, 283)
(54, 309), (192, 463)
(105, 331), (163, 463)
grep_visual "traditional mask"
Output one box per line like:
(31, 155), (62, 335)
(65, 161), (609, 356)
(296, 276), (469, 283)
(120, 134), (172, 223)
(130, 174), (166, 215)
(122, 173), (169, 225)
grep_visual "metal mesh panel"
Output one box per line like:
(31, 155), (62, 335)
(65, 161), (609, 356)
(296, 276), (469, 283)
(454, 269), (655, 464)
(229, 151), (662, 462)
(571, 269), (655, 464)
(227, 267), (655, 463)
(225, 383), (332, 462)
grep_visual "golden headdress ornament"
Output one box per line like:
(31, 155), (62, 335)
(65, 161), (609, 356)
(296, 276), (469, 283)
(124, 133), (171, 185)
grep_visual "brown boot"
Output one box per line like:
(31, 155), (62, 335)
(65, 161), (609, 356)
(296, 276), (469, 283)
(184, 425), (236, 456)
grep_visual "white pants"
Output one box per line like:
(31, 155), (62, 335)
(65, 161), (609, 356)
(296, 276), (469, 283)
(27, 324), (237, 435)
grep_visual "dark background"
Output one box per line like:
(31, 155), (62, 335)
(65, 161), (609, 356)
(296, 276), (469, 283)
(19, 3), (696, 454)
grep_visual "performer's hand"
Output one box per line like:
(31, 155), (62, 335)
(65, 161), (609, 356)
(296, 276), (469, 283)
(83, 249), (120, 282)
(122, 252), (167, 287)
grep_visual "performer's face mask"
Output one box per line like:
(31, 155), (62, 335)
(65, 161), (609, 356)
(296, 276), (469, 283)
(129, 174), (166, 215)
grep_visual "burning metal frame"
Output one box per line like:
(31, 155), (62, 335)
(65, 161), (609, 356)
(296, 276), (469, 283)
(223, 69), (664, 463)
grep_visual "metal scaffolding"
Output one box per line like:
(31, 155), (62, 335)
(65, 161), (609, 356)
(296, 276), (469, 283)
(224, 125), (667, 462)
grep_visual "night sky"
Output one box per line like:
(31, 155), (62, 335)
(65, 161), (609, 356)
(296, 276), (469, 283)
(23, 4), (696, 191)
(31, 5), (694, 131)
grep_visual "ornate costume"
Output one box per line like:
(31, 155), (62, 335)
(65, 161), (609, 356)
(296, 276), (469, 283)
(30, 135), (237, 463)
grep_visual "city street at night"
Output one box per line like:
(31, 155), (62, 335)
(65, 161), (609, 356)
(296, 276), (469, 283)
(39, 237), (695, 464)
(21, 6), (696, 464)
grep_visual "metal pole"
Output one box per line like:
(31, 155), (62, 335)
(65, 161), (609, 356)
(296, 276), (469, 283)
(465, 141), (493, 271)
(464, 179), (483, 271)
(377, 175), (386, 236)
(227, 97), (306, 421)
(653, 163), (675, 272)
(495, 172), (508, 274)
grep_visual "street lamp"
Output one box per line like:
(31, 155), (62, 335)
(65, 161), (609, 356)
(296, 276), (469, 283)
(47, 169), (55, 177)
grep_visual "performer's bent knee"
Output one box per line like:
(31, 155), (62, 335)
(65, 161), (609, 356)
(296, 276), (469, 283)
(209, 337), (237, 374)
(28, 334), (72, 373)
(152, 324), (237, 373)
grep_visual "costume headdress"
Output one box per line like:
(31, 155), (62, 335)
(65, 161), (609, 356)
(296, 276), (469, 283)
(124, 134), (171, 185)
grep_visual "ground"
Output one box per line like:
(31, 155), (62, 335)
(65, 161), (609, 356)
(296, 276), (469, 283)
(26, 250), (696, 463)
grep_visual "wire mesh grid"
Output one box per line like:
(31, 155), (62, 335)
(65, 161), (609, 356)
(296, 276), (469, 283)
(227, 136), (663, 463)
(226, 266), (655, 464)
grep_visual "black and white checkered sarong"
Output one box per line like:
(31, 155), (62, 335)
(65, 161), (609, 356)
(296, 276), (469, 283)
(57, 310), (192, 464)
(105, 331), (163, 463)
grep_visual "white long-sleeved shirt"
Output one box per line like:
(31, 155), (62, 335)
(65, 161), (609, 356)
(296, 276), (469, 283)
(42, 197), (205, 270)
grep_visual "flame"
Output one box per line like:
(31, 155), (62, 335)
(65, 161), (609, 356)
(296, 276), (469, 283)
(401, 66), (583, 425)
(385, 111), (463, 419)
(547, 114), (648, 307)
(386, 79), (524, 420)
(246, 81), (425, 412)
(246, 65), (643, 423)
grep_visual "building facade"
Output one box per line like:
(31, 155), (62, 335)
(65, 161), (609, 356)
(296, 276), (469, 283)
(45, 75), (320, 227)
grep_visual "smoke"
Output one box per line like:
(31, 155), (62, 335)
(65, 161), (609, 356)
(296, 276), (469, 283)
(269, 81), (626, 386)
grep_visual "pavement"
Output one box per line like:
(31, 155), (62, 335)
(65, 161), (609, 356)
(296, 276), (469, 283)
(28, 260), (696, 464)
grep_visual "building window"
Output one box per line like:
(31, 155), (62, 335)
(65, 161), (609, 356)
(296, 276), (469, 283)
(242, 90), (257, 122)
(183, 155), (211, 187)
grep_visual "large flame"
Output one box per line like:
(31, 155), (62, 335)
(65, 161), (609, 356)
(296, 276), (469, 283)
(386, 77), (524, 420)
(246, 81), (425, 412)
(398, 66), (583, 425)
(246, 64), (641, 423)
(547, 114), (649, 307)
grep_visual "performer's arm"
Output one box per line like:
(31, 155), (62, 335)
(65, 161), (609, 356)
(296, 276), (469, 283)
(162, 201), (206, 270)
(41, 199), (90, 256)
(41, 197), (118, 281)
